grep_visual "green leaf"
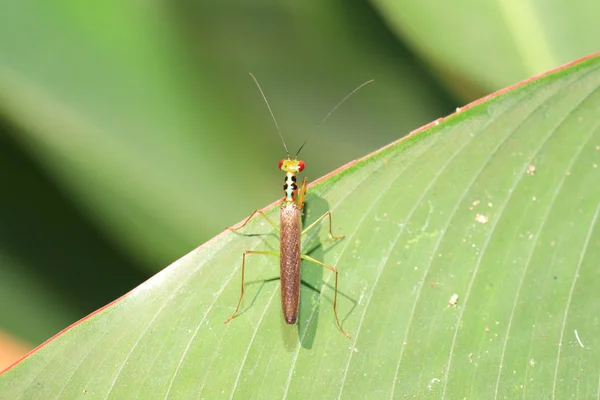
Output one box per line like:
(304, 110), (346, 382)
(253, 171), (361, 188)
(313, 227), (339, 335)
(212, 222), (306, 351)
(2, 54), (600, 399)
(373, 0), (600, 93)
(0, 0), (452, 353)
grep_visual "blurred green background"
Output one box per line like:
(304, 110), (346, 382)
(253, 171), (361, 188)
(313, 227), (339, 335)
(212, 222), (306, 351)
(1, 0), (599, 358)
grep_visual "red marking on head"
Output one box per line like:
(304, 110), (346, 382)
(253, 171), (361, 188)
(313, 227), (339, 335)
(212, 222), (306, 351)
(298, 160), (305, 172)
(278, 159), (284, 169)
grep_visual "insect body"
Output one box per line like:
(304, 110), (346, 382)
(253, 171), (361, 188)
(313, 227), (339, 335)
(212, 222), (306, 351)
(224, 73), (372, 338)
(279, 159), (306, 324)
(224, 155), (348, 336)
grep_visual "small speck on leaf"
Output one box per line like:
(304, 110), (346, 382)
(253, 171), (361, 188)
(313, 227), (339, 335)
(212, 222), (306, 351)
(475, 214), (488, 224)
(449, 293), (459, 306)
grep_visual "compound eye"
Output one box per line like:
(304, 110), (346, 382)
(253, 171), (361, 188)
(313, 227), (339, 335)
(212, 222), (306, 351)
(298, 160), (305, 172)
(278, 159), (285, 169)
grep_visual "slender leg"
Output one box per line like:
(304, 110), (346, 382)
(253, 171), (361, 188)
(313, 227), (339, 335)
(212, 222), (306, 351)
(301, 254), (351, 339)
(224, 250), (279, 324)
(297, 177), (308, 210)
(301, 211), (344, 240)
(228, 209), (279, 232)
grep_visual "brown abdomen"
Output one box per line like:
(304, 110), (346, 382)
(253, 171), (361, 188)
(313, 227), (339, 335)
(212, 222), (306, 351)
(280, 204), (302, 324)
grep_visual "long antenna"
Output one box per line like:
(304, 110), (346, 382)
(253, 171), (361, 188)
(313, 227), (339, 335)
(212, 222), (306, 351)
(295, 78), (374, 157)
(249, 72), (289, 156)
